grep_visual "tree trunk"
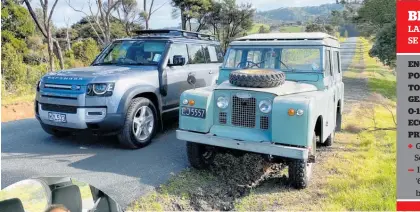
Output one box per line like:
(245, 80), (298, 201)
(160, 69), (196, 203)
(53, 40), (65, 70)
(180, 5), (187, 30)
(145, 18), (149, 29)
(66, 27), (71, 51)
(46, 29), (55, 72)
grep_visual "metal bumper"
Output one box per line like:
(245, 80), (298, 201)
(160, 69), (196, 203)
(176, 130), (309, 160)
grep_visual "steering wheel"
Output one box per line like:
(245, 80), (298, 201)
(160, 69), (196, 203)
(236, 61), (260, 69)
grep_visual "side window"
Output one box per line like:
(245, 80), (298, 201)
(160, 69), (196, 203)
(202, 45), (211, 63)
(225, 49), (242, 68)
(168, 43), (189, 65)
(333, 51), (340, 73)
(324, 50), (332, 76)
(187, 44), (207, 64)
(207, 45), (223, 63)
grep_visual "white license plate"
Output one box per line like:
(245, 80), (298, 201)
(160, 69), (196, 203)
(48, 112), (67, 123)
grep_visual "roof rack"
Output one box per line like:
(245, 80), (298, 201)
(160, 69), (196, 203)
(132, 29), (217, 41)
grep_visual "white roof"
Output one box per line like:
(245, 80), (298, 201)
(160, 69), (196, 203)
(235, 32), (337, 41)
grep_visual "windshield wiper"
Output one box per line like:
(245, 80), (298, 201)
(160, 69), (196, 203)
(92, 62), (117, 66)
(280, 60), (294, 72)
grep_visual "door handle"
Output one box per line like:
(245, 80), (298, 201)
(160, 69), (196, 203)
(209, 70), (214, 74)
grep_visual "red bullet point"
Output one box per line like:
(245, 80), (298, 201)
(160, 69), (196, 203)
(409, 144), (413, 149)
(409, 168), (415, 172)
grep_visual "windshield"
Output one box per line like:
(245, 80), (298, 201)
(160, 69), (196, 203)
(94, 40), (166, 66)
(223, 46), (322, 72)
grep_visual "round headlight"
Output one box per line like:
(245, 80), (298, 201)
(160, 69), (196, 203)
(296, 109), (304, 116)
(93, 83), (108, 95)
(182, 99), (189, 105)
(259, 100), (272, 113)
(217, 96), (229, 109)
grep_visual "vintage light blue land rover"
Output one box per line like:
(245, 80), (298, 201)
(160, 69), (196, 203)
(176, 32), (344, 189)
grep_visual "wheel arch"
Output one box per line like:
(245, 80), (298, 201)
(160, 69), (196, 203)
(117, 86), (163, 130)
(314, 115), (323, 143)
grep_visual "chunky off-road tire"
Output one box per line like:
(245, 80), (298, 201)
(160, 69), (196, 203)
(323, 131), (334, 147)
(229, 69), (286, 88)
(40, 123), (71, 137)
(118, 97), (158, 149)
(335, 110), (342, 132)
(186, 142), (216, 169)
(288, 132), (316, 189)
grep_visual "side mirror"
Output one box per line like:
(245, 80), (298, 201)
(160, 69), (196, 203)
(171, 55), (185, 66)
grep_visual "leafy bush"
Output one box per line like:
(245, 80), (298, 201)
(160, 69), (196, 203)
(72, 38), (100, 65)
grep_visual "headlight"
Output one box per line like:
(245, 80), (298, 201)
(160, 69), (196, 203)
(87, 83), (115, 96)
(259, 100), (272, 113)
(217, 96), (229, 109)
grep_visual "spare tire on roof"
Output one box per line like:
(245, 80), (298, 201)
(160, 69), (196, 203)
(229, 69), (286, 88)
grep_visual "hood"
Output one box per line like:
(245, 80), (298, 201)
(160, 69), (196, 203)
(215, 80), (318, 96)
(41, 65), (157, 85)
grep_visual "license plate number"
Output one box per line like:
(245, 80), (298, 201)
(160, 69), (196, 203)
(181, 107), (206, 118)
(48, 112), (67, 123)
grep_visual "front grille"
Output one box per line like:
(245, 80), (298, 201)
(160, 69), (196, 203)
(260, 116), (269, 130)
(41, 103), (77, 114)
(232, 96), (256, 128)
(219, 112), (227, 124)
(44, 84), (73, 90)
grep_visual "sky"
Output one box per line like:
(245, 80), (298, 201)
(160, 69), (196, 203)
(48, 0), (335, 29)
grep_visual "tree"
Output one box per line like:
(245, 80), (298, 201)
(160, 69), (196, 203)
(206, 0), (254, 51)
(171, 0), (212, 31)
(23, 0), (64, 71)
(258, 25), (269, 33)
(140, 0), (168, 30)
(369, 22), (396, 67)
(72, 38), (100, 65)
(305, 23), (335, 35)
(116, 0), (140, 35)
(67, 0), (123, 45)
(1, 0), (35, 90)
(352, 0), (395, 67)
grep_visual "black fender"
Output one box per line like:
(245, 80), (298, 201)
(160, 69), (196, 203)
(116, 85), (164, 130)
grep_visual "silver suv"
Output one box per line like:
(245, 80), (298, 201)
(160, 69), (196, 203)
(35, 30), (223, 148)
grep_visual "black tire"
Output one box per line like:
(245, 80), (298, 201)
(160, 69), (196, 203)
(288, 132), (316, 189)
(323, 131), (334, 147)
(186, 142), (216, 169)
(40, 123), (71, 137)
(118, 97), (158, 149)
(335, 110), (342, 132)
(229, 69), (286, 88)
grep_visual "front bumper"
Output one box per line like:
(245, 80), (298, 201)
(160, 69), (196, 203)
(176, 130), (309, 160)
(36, 102), (124, 132)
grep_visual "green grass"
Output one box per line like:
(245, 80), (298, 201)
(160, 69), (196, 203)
(279, 25), (304, 32)
(248, 23), (271, 34)
(323, 37), (396, 210)
(2, 92), (35, 106)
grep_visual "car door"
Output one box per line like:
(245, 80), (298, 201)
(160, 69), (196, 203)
(187, 43), (209, 88)
(323, 47), (335, 138)
(163, 43), (191, 110)
(332, 49), (342, 123)
(201, 44), (223, 86)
